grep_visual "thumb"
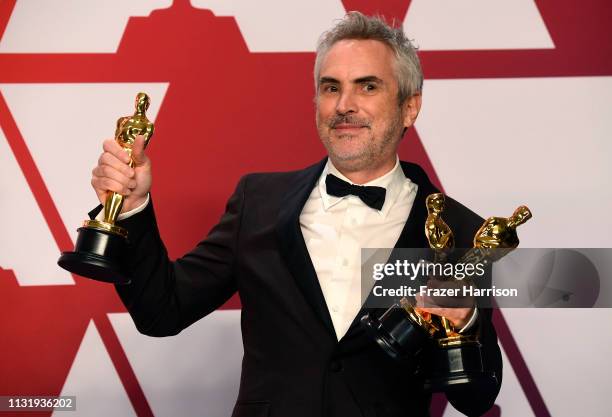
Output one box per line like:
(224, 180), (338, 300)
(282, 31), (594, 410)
(131, 135), (148, 166)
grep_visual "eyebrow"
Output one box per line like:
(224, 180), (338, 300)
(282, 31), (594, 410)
(318, 75), (384, 85)
(318, 76), (339, 85)
(354, 76), (383, 84)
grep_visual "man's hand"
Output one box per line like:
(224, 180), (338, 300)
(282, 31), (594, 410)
(415, 277), (476, 329)
(91, 135), (151, 213)
(415, 302), (474, 329)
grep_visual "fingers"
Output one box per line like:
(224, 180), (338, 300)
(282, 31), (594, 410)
(92, 164), (136, 190)
(102, 139), (131, 164)
(417, 306), (473, 329)
(91, 175), (133, 196)
(98, 144), (135, 178)
(416, 291), (474, 328)
(92, 139), (136, 196)
(416, 291), (474, 309)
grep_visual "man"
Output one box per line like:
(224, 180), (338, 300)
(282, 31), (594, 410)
(90, 12), (502, 417)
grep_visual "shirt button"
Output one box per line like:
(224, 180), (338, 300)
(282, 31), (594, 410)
(331, 305), (339, 313)
(351, 218), (357, 225)
(342, 258), (348, 267)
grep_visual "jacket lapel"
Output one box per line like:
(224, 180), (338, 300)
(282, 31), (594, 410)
(393, 161), (439, 249)
(275, 158), (336, 336)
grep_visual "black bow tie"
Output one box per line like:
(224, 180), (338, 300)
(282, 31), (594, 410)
(325, 174), (386, 210)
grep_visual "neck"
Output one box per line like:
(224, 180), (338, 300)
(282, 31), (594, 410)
(331, 155), (397, 185)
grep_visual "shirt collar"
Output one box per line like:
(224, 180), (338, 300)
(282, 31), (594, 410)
(318, 156), (411, 218)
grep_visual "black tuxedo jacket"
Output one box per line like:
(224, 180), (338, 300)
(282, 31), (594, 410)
(99, 159), (502, 417)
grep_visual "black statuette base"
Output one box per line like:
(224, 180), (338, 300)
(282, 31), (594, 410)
(361, 306), (430, 360)
(424, 341), (497, 392)
(58, 226), (131, 284)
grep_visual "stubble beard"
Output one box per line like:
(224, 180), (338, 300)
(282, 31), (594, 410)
(317, 110), (404, 172)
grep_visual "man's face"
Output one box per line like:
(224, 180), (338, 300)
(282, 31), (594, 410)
(315, 39), (420, 173)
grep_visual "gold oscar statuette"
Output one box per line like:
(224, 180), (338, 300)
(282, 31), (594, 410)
(362, 192), (532, 393)
(424, 193), (455, 251)
(423, 194), (532, 391)
(58, 93), (155, 284)
(385, 193), (459, 344)
(422, 193), (457, 337)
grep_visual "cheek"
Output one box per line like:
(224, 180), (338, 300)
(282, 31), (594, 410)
(373, 104), (403, 130)
(361, 101), (391, 124)
(316, 98), (336, 121)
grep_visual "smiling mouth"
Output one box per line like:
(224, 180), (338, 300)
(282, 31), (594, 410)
(332, 124), (367, 130)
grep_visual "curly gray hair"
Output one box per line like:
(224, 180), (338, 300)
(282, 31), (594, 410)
(314, 11), (423, 103)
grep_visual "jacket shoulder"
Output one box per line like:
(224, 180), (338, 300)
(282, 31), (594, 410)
(443, 196), (485, 247)
(239, 159), (326, 191)
(399, 160), (484, 245)
(399, 161), (433, 186)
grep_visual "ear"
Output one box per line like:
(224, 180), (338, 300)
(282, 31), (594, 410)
(402, 93), (422, 129)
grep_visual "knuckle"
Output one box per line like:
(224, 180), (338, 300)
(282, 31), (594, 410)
(103, 165), (114, 177)
(100, 152), (111, 165)
(103, 178), (116, 191)
(102, 140), (113, 153)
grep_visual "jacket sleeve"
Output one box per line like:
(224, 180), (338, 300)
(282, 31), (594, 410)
(92, 175), (247, 337)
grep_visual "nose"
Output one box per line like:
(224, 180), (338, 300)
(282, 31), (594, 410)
(336, 90), (357, 115)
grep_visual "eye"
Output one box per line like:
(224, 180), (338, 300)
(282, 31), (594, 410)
(363, 83), (377, 92)
(322, 84), (339, 93)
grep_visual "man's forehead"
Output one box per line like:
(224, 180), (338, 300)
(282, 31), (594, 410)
(319, 38), (396, 80)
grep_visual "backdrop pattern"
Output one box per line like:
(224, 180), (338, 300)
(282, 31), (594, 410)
(1, 1), (611, 416)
